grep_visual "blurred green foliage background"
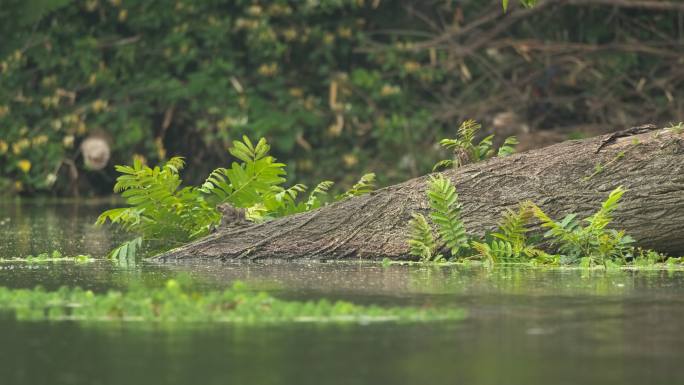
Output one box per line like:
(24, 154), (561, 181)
(1, 0), (683, 196)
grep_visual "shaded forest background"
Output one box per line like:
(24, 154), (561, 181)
(1, 0), (683, 196)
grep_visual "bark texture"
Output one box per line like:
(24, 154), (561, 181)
(156, 128), (684, 262)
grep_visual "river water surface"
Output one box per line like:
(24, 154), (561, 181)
(1, 200), (683, 385)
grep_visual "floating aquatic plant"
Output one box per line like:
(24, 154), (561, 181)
(0, 279), (465, 324)
(0, 250), (93, 264)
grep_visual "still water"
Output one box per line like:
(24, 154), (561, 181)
(1, 201), (683, 385)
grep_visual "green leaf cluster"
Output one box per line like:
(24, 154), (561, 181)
(336, 173), (376, 200)
(472, 202), (548, 264)
(531, 186), (635, 266)
(408, 182), (651, 267)
(96, 157), (218, 249)
(434, 120), (518, 171)
(97, 136), (375, 259)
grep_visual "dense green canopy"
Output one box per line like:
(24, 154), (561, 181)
(1, 0), (681, 195)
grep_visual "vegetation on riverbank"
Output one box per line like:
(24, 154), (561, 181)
(98, 121), (684, 265)
(2, 0), (681, 196)
(96, 136), (375, 261)
(409, 178), (675, 268)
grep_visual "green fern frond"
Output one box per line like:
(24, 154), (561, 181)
(458, 119), (480, 145)
(476, 134), (495, 160)
(108, 237), (143, 262)
(472, 240), (515, 264)
(492, 201), (534, 249)
(164, 157), (186, 173)
(337, 173), (376, 200)
(306, 180), (334, 210)
(432, 159), (455, 172)
(587, 186), (625, 230)
(408, 213), (436, 262)
(497, 136), (518, 157)
(273, 183), (308, 207)
(474, 201), (542, 263)
(201, 136), (287, 207)
(436, 120), (518, 169)
(427, 175), (468, 256)
(438, 138), (461, 150)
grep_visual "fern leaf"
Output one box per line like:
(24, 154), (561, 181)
(432, 159), (454, 171)
(476, 134), (494, 160)
(408, 213), (436, 262)
(201, 137), (287, 208)
(427, 175), (468, 256)
(492, 201), (533, 250)
(497, 136), (518, 157)
(164, 157), (185, 173)
(439, 138), (460, 150)
(587, 186), (625, 230)
(108, 237), (143, 262)
(337, 173), (376, 200)
(306, 180), (334, 210)
(272, 184), (307, 208)
(229, 136), (258, 163)
(458, 119), (480, 145)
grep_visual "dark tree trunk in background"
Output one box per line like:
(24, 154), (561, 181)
(156, 128), (684, 262)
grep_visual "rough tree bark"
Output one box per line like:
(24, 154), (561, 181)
(156, 127), (684, 262)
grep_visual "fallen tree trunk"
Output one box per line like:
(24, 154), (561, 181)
(156, 127), (684, 262)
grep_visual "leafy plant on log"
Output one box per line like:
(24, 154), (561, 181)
(433, 120), (518, 171)
(97, 137), (375, 261)
(409, 180), (657, 267)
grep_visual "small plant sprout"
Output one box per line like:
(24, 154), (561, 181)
(667, 122), (684, 134)
(434, 120), (518, 171)
(336, 173), (376, 200)
(408, 213), (441, 263)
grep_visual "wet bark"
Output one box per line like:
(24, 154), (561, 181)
(156, 127), (684, 262)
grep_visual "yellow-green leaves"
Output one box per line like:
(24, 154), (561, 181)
(503, 0), (540, 11)
(434, 120), (518, 171)
(337, 173), (376, 200)
(408, 213), (437, 262)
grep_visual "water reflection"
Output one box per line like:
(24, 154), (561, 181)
(1, 201), (684, 385)
(0, 199), (120, 258)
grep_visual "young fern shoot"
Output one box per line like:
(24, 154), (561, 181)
(407, 213), (439, 263)
(434, 120), (518, 171)
(337, 173), (376, 200)
(472, 201), (545, 264)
